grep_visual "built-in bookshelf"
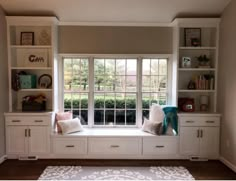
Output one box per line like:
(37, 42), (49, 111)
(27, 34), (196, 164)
(173, 18), (220, 113)
(6, 16), (58, 112)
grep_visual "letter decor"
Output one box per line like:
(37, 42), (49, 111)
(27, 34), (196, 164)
(20, 49), (48, 67)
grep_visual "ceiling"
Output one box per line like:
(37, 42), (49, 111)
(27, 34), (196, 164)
(0, 0), (231, 23)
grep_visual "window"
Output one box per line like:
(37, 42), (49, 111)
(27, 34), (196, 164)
(94, 59), (137, 126)
(62, 55), (170, 127)
(63, 58), (89, 124)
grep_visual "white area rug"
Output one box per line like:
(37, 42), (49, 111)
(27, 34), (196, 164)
(38, 166), (194, 180)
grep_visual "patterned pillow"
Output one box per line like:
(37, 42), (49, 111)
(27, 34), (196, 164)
(55, 112), (72, 133)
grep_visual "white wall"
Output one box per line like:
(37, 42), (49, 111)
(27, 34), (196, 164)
(218, 0), (236, 169)
(0, 6), (8, 158)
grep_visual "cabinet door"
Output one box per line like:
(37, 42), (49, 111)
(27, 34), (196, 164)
(28, 126), (49, 155)
(199, 127), (219, 158)
(6, 126), (28, 155)
(180, 127), (200, 156)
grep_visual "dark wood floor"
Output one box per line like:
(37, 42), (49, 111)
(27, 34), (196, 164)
(0, 159), (235, 180)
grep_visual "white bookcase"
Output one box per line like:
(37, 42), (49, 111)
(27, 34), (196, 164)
(6, 16), (58, 112)
(173, 18), (220, 113)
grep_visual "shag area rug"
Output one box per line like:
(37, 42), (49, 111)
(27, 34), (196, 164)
(38, 166), (194, 180)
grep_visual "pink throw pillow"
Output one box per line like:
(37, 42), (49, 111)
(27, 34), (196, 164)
(55, 112), (72, 133)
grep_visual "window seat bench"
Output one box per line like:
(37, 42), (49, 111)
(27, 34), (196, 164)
(51, 128), (180, 159)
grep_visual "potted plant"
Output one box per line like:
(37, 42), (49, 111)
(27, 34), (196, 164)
(197, 55), (210, 68)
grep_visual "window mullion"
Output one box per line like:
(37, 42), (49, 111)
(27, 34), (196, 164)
(88, 57), (94, 127)
(137, 57), (143, 128)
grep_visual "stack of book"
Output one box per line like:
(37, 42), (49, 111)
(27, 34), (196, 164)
(195, 74), (214, 90)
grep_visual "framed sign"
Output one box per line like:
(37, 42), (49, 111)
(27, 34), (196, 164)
(21, 32), (34, 45)
(184, 28), (201, 47)
(17, 49), (48, 67)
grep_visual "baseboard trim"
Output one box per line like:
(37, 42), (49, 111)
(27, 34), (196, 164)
(220, 156), (236, 173)
(0, 155), (7, 164)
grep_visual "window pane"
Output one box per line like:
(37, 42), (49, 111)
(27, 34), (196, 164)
(116, 110), (125, 125)
(64, 93), (72, 109)
(150, 76), (159, 92)
(105, 59), (115, 75)
(81, 94), (88, 109)
(142, 93), (150, 109)
(159, 59), (167, 75)
(71, 76), (80, 91)
(104, 75), (115, 91)
(142, 110), (149, 119)
(150, 93), (159, 105)
(94, 94), (104, 108)
(159, 76), (167, 90)
(142, 59), (150, 75)
(160, 93), (167, 105)
(126, 94), (136, 109)
(105, 110), (114, 125)
(64, 59), (72, 72)
(116, 59), (125, 75)
(126, 110), (136, 125)
(94, 110), (104, 125)
(151, 59), (159, 75)
(142, 76), (150, 92)
(72, 59), (80, 74)
(116, 93), (125, 109)
(81, 59), (89, 75)
(94, 59), (104, 75)
(95, 76), (105, 91)
(72, 94), (80, 109)
(72, 110), (79, 118)
(64, 74), (72, 90)
(105, 93), (115, 108)
(127, 59), (137, 75)
(80, 110), (88, 125)
(115, 76), (125, 92)
(81, 75), (89, 91)
(126, 76), (136, 92)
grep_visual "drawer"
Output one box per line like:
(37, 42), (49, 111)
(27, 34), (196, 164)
(53, 138), (87, 154)
(88, 137), (142, 155)
(143, 137), (178, 155)
(180, 116), (220, 127)
(5, 116), (49, 126)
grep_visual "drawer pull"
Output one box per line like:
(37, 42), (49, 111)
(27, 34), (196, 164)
(206, 120), (215, 123)
(34, 120), (43, 123)
(12, 120), (21, 122)
(66, 145), (75, 148)
(25, 129), (28, 137)
(155, 145), (164, 148)
(110, 145), (120, 148)
(186, 120), (194, 123)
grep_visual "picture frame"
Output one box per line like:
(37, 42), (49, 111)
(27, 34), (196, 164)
(184, 28), (201, 47)
(38, 74), (52, 88)
(181, 57), (191, 68)
(20, 32), (34, 45)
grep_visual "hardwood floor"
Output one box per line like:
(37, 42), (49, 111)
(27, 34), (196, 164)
(0, 159), (235, 180)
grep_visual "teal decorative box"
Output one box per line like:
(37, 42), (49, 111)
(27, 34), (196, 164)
(19, 75), (37, 89)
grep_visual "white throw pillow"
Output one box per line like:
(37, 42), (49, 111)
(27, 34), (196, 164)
(149, 104), (165, 123)
(58, 118), (83, 134)
(142, 118), (162, 135)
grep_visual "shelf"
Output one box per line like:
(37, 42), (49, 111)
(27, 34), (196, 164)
(11, 45), (52, 49)
(11, 67), (52, 70)
(179, 47), (216, 50)
(179, 68), (216, 71)
(178, 90), (216, 93)
(17, 89), (53, 92)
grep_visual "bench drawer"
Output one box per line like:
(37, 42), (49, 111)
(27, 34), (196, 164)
(88, 137), (142, 155)
(180, 116), (220, 127)
(143, 137), (178, 155)
(53, 138), (87, 154)
(6, 116), (49, 126)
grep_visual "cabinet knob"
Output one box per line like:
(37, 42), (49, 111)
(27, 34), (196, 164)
(110, 145), (120, 148)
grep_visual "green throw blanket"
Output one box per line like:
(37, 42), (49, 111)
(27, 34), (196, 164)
(162, 106), (178, 135)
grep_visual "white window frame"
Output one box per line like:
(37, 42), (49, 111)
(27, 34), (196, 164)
(58, 54), (172, 128)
